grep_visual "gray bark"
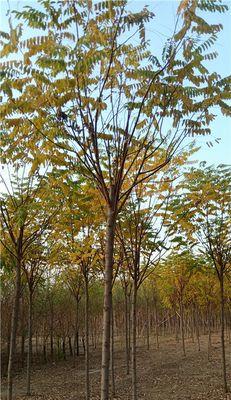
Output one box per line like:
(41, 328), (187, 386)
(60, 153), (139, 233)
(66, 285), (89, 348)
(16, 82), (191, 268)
(85, 273), (90, 400)
(146, 299), (150, 350)
(220, 274), (228, 393)
(124, 286), (130, 374)
(179, 298), (186, 356)
(110, 298), (115, 397)
(75, 299), (80, 357)
(26, 290), (33, 395)
(7, 261), (21, 400)
(131, 280), (138, 400)
(100, 205), (116, 400)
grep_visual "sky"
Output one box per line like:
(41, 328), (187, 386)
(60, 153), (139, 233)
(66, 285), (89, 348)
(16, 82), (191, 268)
(132, 0), (231, 166)
(0, 0), (230, 167)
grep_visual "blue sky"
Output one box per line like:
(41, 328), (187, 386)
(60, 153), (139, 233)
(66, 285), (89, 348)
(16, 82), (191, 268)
(132, 0), (231, 166)
(0, 0), (230, 166)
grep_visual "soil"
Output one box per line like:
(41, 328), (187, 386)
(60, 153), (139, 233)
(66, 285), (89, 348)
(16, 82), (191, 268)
(1, 334), (230, 400)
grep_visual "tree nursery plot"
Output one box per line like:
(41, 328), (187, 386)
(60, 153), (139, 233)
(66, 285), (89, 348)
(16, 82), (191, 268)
(0, 1), (230, 400)
(1, 335), (231, 400)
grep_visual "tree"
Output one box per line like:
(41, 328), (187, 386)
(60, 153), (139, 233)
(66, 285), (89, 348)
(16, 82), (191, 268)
(118, 259), (132, 375)
(168, 164), (231, 392)
(188, 264), (219, 355)
(22, 242), (47, 395)
(1, 1), (230, 398)
(0, 257), (15, 372)
(0, 168), (61, 400)
(157, 252), (198, 356)
(49, 176), (103, 399)
(116, 177), (174, 400)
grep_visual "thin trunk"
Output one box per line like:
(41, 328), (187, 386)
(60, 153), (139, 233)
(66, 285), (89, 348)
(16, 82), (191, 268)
(91, 329), (94, 348)
(43, 341), (47, 363)
(75, 299), (80, 357)
(68, 337), (73, 356)
(128, 292), (131, 360)
(50, 333), (54, 360)
(154, 299), (159, 349)
(100, 206), (116, 400)
(85, 273), (90, 400)
(21, 334), (25, 368)
(82, 337), (85, 355)
(57, 337), (60, 355)
(50, 302), (54, 360)
(76, 331), (79, 356)
(190, 311), (194, 343)
(220, 274), (228, 393)
(131, 280), (138, 400)
(146, 299), (150, 350)
(179, 297), (186, 357)
(26, 290), (33, 396)
(110, 298), (115, 397)
(195, 305), (200, 352)
(35, 334), (39, 357)
(94, 318), (97, 349)
(20, 298), (25, 368)
(7, 329), (11, 364)
(62, 337), (66, 360)
(208, 301), (212, 360)
(7, 261), (21, 400)
(175, 314), (180, 343)
(124, 287), (130, 374)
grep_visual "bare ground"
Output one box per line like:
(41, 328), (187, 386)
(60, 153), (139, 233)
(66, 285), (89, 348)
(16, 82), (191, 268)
(1, 334), (231, 400)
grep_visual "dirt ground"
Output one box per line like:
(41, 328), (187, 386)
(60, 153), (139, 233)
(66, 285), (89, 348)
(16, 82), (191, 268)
(1, 334), (230, 400)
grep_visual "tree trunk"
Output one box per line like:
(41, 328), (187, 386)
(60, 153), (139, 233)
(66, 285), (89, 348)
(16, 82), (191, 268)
(68, 337), (73, 356)
(154, 299), (159, 349)
(110, 297), (115, 397)
(76, 331), (80, 356)
(146, 299), (150, 350)
(131, 280), (138, 400)
(94, 317), (97, 349)
(43, 341), (47, 363)
(100, 206), (116, 400)
(179, 297), (186, 357)
(207, 301), (212, 360)
(50, 301), (54, 360)
(21, 334), (25, 368)
(26, 290), (33, 395)
(7, 329), (11, 365)
(57, 337), (60, 355)
(220, 274), (228, 393)
(175, 314), (180, 343)
(35, 334), (39, 357)
(128, 291), (131, 360)
(50, 332), (54, 360)
(82, 337), (86, 355)
(75, 299), (80, 357)
(20, 299), (25, 368)
(190, 311), (194, 343)
(85, 273), (90, 400)
(195, 306), (201, 352)
(62, 337), (66, 360)
(124, 286), (130, 374)
(7, 261), (21, 400)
